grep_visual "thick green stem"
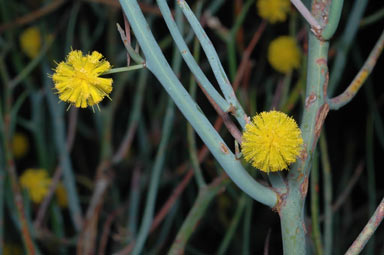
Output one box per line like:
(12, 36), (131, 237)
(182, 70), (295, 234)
(281, 27), (330, 255)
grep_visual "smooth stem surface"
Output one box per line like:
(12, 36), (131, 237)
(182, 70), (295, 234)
(156, 0), (230, 113)
(321, 0), (344, 40)
(177, 0), (248, 128)
(120, 0), (278, 208)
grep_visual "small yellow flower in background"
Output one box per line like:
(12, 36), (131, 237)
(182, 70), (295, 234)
(257, 0), (290, 23)
(241, 111), (303, 173)
(19, 26), (42, 58)
(3, 243), (23, 255)
(52, 50), (113, 108)
(268, 36), (301, 74)
(20, 169), (51, 203)
(55, 183), (68, 208)
(12, 132), (29, 159)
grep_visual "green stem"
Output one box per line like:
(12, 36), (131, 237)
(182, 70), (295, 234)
(328, 0), (368, 96)
(168, 176), (229, 254)
(217, 194), (247, 255)
(132, 98), (175, 255)
(310, 151), (323, 255)
(282, 24), (330, 255)
(156, 0), (230, 113)
(360, 7), (384, 27)
(176, 0), (248, 128)
(102, 64), (146, 75)
(321, 0), (344, 40)
(320, 132), (333, 255)
(120, 0), (278, 208)
(242, 198), (252, 255)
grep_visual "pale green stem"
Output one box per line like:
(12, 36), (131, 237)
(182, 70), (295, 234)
(321, 0), (344, 40)
(119, 0), (278, 208)
(102, 64), (146, 75)
(282, 27), (330, 255)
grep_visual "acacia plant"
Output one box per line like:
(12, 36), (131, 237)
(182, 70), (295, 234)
(0, 0), (383, 254)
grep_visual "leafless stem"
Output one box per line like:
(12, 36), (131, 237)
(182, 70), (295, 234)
(290, 0), (321, 30)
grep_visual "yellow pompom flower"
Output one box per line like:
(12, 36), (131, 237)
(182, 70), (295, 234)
(241, 111), (303, 173)
(19, 26), (42, 58)
(268, 36), (301, 74)
(257, 0), (290, 23)
(12, 132), (29, 159)
(20, 169), (52, 203)
(52, 50), (113, 108)
(55, 183), (68, 208)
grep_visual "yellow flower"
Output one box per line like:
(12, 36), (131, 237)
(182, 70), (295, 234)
(12, 132), (29, 159)
(55, 183), (68, 208)
(257, 0), (290, 23)
(19, 26), (42, 58)
(20, 169), (51, 203)
(268, 36), (301, 74)
(52, 50), (113, 108)
(241, 111), (303, 173)
(3, 243), (23, 255)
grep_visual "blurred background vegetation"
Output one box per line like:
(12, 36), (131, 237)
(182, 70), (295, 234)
(0, 0), (383, 254)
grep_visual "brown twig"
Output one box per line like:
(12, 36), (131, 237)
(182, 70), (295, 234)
(0, 0), (66, 33)
(332, 161), (364, 212)
(233, 20), (267, 91)
(271, 77), (286, 110)
(98, 206), (125, 255)
(7, 164), (36, 255)
(77, 161), (113, 255)
(66, 107), (78, 151)
(200, 84), (242, 143)
(35, 106), (78, 231)
(34, 166), (62, 231)
(148, 117), (223, 234)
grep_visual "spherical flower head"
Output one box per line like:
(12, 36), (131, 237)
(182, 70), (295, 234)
(12, 132), (29, 159)
(257, 0), (290, 23)
(241, 111), (303, 173)
(20, 168), (51, 203)
(268, 36), (301, 74)
(19, 26), (42, 59)
(55, 183), (68, 208)
(52, 50), (113, 108)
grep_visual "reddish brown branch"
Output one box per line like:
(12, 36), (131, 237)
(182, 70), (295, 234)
(0, 0), (66, 33)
